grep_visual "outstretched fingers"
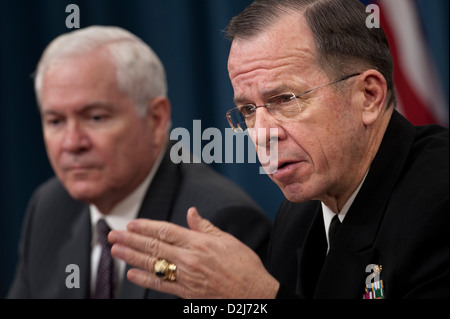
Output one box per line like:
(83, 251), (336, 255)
(125, 218), (194, 246)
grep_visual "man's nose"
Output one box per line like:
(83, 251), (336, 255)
(252, 108), (283, 148)
(61, 122), (91, 153)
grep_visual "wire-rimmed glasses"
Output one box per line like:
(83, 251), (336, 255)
(226, 73), (361, 132)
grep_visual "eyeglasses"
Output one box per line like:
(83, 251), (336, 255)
(225, 73), (360, 132)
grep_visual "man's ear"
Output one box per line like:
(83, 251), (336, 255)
(145, 96), (171, 147)
(356, 69), (388, 126)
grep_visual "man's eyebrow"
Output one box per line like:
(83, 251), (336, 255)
(233, 84), (297, 106)
(80, 102), (115, 112)
(41, 109), (60, 117)
(41, 102), (115, 116)
(233, 96), (249, 106)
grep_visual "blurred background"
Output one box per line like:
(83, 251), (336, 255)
(0, 0), (448, 298)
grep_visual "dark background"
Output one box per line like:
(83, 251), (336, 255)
(0, 0), (448, 298)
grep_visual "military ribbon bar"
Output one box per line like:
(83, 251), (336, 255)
(363, 280), (385, 299)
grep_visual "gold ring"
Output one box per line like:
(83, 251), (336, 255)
(154, 258), (177, 281)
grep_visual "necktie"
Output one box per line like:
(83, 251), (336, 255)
(328, 214), (341, 250)
(94, 219), (116, 299)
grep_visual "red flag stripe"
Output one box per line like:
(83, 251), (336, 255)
(379, 2), (437, 125)
(377, 0), (447, 126)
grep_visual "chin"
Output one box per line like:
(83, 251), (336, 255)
(64, 180), (103, 204)
(279, 182), (315, 204)
(282, 192), (306, 203)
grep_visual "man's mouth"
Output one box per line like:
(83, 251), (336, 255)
(277, 161), (294, 170)
(62, 163), (99, 172)
(270, 159), (303, 181)
(276, 159), (301, 170)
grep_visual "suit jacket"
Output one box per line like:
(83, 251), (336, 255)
(268, 111), (449, 299)
(8, 146), (272, 299)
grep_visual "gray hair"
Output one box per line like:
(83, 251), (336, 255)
(34, 25), (167, 115)
(226, 0), (396, 107)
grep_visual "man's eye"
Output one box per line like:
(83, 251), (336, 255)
(239, 105), (256, 117)
(91, 115), (103, 121)
(46, 118), (62, 126)
(90, 114), (108, 122)
(268, 94), (295, 105)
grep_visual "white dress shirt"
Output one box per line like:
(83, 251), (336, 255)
(322, 171), (368, 253)
(89, 150), (164, 297)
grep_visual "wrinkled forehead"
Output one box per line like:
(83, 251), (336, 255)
(227, 12), (317, 81)
(227, 13), (321, 103)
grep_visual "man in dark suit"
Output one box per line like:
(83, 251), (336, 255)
(107, 0), (448, 299)
(7, 26), (271, 299)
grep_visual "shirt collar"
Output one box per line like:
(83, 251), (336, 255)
(322, 170), (369, 249)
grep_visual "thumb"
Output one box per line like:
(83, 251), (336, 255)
(187, 207), (219, 235)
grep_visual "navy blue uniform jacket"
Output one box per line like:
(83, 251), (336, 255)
(268, 111), (448, 299)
